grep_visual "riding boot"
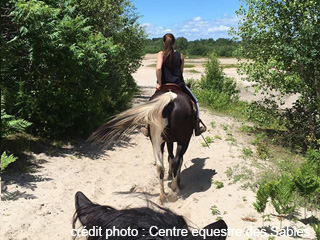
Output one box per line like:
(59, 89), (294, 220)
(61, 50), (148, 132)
(195, 118), (207, 136)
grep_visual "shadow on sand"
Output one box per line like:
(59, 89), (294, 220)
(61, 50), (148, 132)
(178, 157), (217, 199)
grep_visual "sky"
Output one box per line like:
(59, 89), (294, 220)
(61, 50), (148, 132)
(132, 0), (243, 40)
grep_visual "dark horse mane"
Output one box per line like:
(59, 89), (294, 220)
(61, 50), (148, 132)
(73, 192), (228, 240)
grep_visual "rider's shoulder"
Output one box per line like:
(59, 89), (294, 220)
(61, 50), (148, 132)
(157, 51), (163, 56)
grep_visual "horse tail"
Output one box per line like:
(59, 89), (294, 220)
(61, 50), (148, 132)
(88, 91), (177, 144)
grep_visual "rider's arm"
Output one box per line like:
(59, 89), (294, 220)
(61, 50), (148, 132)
(180, 53), (184, 73)
(156, 51), (163, 90)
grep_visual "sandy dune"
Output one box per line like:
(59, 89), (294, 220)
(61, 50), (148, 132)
(1, 55), (315, 240)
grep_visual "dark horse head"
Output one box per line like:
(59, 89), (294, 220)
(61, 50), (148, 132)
(89, 87), (195, 202)
(72, 191), (228, 240)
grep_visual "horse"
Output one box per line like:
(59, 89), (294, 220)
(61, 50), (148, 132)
(89, 84), (195, 202)
(72, 191), (228, 240)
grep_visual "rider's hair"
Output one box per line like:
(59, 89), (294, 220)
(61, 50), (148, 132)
(163, 33), (176, 70)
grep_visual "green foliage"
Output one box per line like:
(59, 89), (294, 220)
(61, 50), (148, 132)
(270, 174), (295, 216)
(294, 162), (319, 197)
(313, 222), (320, 240)
(144, 37), (238, 57)
(242, 101), (283, 129)
(306, 147), (320, 176)
(201, 136), (214, 147)
(210, 205), (221, 215)
(234, 0), (320, 150)
(242, 147), (253, 159)
(193, 52), (239, 109)
(175, 37), (188, 52)
(1, 0), (145, 138)
(214, 181), (224, 189)
(252, 183), (270, 214)
(1, 93), (31, 138)
(1, 152), (17, 173)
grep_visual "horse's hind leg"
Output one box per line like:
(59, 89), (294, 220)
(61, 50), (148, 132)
(167, 142), (174, 180)
(150, 125), (166, 203)
(172, 143), (187, 191)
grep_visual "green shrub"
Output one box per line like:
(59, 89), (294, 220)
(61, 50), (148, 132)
(1, 0), (144, 138)
(1, 152), (17, 173)
(313, 222), (320, 240)
(215, 181), (224, 189)
(1, 93), (31, 139)
(194, 52), (239, 109)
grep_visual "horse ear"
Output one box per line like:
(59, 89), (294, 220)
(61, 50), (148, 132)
(75, 191), (96, 227)
(75, 191), (92, 210)
(201, 219), (228, 240)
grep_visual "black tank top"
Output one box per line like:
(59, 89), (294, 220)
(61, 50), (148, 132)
(161, 51), (184, 86)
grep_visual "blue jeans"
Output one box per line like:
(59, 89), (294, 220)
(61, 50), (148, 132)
(180, 84), (200, 119)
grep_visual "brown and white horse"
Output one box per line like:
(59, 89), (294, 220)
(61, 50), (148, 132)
(89, 87), (195, 202)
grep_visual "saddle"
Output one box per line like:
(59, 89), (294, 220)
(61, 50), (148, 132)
(158, 84), (197, 113)
(159, 83), (182, 92)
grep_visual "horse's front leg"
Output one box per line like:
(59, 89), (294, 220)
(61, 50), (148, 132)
(150, 126), (166, 203)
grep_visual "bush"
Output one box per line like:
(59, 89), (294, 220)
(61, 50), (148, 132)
(193, 52), (239, 109)
(1, 152), (17, 173)
(1, 93), (30, 172)
(285, 96), (320, 150)
(1, 0), (145, 138)
(1, 93), (31, 139)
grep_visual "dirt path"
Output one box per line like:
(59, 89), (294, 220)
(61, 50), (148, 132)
(1, 55), (314, 240)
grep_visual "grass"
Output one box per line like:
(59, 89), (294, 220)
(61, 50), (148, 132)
(214, 181), (224, 189)
(146, 64), (156, 67)
(214, 135), (222, 140)
(220, 64), (239, 69)
(210, 205), (221, 215)
(241, 147), (253, 159)
(186, 69), (201, 73)
(225, 164), (255, 189)
(184, 64), (196, 68)
(201, 136), (215, 147)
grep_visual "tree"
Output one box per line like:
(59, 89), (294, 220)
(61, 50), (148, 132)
(233, 0), (320, 148)
(175, 37), (188, 53)
(1, 0), (145, 138)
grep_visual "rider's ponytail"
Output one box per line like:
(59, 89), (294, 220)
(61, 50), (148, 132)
(163, 33), (176, 70)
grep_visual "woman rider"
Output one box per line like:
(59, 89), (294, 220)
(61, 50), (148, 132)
(156, 33), (206, 136)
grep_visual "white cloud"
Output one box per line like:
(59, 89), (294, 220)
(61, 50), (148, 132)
(193, 16), (201, 21)
(142, 15), (239, 40)
(208, 25), (230, 32)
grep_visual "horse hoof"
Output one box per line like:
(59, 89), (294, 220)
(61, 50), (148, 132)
(167, 192), (178, 202)
(159, 194), (166, 204)
(167, 174), (173, 180)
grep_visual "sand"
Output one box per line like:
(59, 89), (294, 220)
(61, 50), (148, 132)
(1, 54), (315, 240)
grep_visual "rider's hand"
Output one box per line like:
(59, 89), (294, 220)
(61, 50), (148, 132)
(156, 84), (161, 90)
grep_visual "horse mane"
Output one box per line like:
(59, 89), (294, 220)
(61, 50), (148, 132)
(73, 197), (189, 240)
(73, 192), (228, 240)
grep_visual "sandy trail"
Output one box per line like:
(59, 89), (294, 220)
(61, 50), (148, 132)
(1, 55), (314, 240)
